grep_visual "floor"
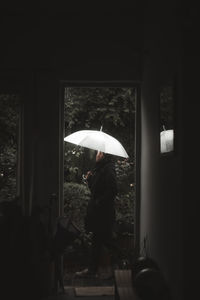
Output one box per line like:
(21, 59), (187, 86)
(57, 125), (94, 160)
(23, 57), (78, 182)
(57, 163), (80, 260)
(43, 287), (115, 300)
(42, 272), (115, 300)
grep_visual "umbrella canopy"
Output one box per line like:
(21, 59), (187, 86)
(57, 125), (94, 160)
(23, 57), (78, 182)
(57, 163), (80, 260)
(64, 129), (129, 158)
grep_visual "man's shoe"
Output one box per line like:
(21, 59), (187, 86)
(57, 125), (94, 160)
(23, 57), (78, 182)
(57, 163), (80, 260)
(75, 268), (95, 277)
(75, 268), (89, 276)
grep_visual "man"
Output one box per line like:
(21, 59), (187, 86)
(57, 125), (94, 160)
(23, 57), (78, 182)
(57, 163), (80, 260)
(77, 151), (118, 278)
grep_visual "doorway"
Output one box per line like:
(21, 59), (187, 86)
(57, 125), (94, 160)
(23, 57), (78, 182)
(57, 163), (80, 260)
(59, 81), (140, 287)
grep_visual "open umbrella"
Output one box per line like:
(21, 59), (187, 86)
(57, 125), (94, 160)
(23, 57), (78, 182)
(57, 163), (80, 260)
(64, 128), (129, 158)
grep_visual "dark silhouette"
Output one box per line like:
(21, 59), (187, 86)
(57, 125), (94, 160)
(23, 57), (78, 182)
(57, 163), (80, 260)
(77, 151), (118, 278)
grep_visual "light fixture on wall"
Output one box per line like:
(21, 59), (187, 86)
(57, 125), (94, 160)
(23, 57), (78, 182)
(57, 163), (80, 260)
(160, 125), (174, 153)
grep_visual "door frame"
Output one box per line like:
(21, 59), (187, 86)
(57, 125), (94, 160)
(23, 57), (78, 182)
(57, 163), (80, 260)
(59, 80), (141, 257)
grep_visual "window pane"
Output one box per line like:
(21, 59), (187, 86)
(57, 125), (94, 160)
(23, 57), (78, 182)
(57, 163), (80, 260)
(0, 94), (20, 202)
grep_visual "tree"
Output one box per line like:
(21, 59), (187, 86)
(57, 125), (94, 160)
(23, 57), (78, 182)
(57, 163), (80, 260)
(64, 86), (136, 179)
(64, 87), (136, 156)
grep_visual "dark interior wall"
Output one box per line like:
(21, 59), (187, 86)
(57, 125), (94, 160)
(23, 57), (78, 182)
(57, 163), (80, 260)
(3, 3), (198, 299)
(181, 6), (200, 299)
(0, 8), (144, 214)
(0, 7), (145, 298)
(140, 2), (183, 300)
(0, 9), (143, 70)
(34, 72), (60, 209)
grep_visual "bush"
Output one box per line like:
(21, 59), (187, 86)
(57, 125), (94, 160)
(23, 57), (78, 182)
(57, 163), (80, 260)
(64, 158), (135, 231)
(63, 165), (135, 269)
(63, 182), (91, 232)
(115, 159), (135, 225)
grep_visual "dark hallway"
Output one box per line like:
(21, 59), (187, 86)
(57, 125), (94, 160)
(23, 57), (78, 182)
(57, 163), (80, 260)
(0, 2), (199, 300)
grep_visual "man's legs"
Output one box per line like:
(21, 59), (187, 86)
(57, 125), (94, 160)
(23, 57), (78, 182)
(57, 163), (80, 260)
(75, 232), (102, 277)
(75, 229), (114, 278)
(92, 230), (114, 279)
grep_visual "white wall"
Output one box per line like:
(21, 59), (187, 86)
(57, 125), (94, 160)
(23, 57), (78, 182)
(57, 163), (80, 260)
(140, 3), (183, 299)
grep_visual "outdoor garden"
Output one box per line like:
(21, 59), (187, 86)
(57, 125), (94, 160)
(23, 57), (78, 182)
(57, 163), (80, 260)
(0, 94), (20, 203)
(62, 87), (137, 278)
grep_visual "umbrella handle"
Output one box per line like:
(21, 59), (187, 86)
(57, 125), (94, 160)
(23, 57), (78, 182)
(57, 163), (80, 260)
(82, 171), (93, 184)
(82, 174), (88, 184)
(82, 174), (87, 180)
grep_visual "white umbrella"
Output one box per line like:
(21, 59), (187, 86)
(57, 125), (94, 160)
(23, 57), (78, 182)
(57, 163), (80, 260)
(64, 128), (129, 158)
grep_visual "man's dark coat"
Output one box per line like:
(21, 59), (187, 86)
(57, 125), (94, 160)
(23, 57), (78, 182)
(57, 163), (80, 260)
(85, 156), (118, 235)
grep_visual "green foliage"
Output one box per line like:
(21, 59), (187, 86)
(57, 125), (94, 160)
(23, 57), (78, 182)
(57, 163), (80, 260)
(115, 159), (135, 224)
(63, 158), (135, 269)
(64, 87), (136, 236)
(63, 182), (91, 232)
(0, 94), (20, 202)
(64, 145), (96, 183)
(0, 94), (19, 150)
(64, 87), (136, 159)
(115, 159), (135, 194)
(64, 146), (85, 182)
